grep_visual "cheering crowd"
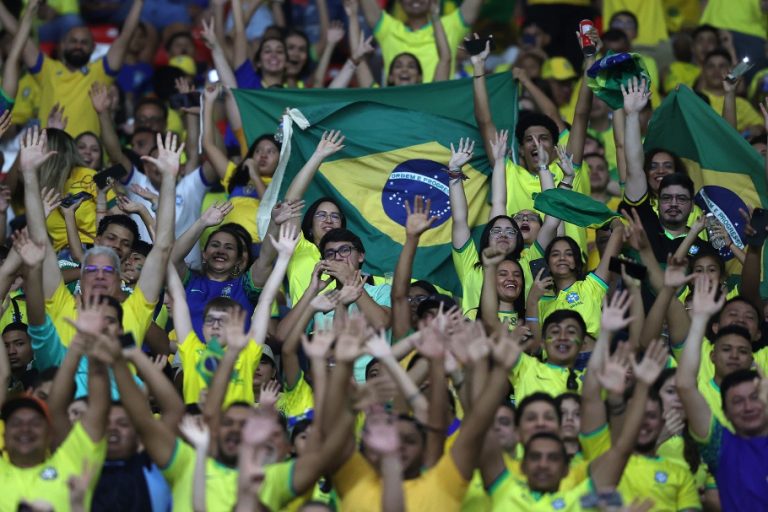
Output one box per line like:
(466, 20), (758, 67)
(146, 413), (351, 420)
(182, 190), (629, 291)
(0, 0), (767, 510)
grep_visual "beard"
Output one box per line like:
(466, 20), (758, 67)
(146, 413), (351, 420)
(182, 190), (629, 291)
(64, 49), (90, 68)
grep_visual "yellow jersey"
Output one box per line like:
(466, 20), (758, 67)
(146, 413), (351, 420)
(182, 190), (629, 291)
(0, 422), (107, 512)
(538, 272), (608, 340)
(177, 331), (263, 406)
(509, 352), (583, 403)
(703, 91), (764, 132)
(700, 0), (768, 39)
(374, 10), (469, 83)
(488, 468), (595, 511)
(603, 0), (668, 46)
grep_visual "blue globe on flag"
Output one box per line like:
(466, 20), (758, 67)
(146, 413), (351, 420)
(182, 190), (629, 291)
(382, 159), (452, 228)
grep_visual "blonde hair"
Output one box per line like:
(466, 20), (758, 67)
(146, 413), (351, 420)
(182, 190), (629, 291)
(38, 128), (84, 193)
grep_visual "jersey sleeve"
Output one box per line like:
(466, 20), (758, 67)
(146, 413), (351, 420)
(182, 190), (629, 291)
(579, 422), (611, 461)
(259, 460), (298, 511)
(695, 416), (723, 474)
(676, 468), (703, 511)
(160, 437), (195, 486)
(126, 284), (160, 346)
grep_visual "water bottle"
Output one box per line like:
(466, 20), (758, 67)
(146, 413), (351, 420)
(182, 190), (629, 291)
(705, 213), (727, 250)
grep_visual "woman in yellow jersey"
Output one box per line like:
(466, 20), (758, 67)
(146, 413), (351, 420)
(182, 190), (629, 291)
(74, 131), (104, 171)
(479, 249), (527, 332)
(538, 220), (624, 346)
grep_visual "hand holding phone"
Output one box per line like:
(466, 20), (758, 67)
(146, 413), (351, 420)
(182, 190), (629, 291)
(464, 35), (496, 56)
(745, 208), (768, 247)
(529, 258), (551, 280)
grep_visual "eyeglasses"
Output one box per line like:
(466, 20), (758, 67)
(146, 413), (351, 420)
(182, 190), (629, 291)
(659, 194), (691, 205)
(203, 316), (227, 326)
(314, 211), (341, 223)
(408, 295), (429, 304)
(323, 245), (354, 259)
(83, 265), (117, 275)
(490, 227), (518, 239)
(513, 213), (541, 223)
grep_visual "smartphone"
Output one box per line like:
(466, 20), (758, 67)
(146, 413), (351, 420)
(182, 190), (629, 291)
(118, 333), (136, 349)
(208, 69), (220, 84)
(93, 163), (127, 189)
(726, 58), (754, 83)
(464, 36), (496, 56)
(60, 191), (93, 208)
(169, 91), (201, 110)
(609, 256), (647, 281)
(529, 258), (551, 280)
(745, 208), (768, 246)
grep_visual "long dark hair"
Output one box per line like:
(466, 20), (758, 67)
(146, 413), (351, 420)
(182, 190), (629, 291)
(227, 134), (281, 194)
(474, 215), (524, 269)
(284, 29), (312, 79)
(652, 368), (701, 473)
(301, 197), (347, 245)
(544, 236), (585, 281)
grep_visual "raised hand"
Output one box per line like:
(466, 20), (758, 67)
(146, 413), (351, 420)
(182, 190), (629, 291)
(621, 77), (651, 115)
(259, 380), (281, 410)
(363, 411), (400, 455)
(466, 33), (492, 66)
(0, 110), (11, 138)
(448, 137), (475, 170)
(596, 341), (631, 395)
(621, 208), (651, 252)
(67, 296), (108, 338)
(577, 27), (602, 56)
(405, 195), (438, 237)
(40, 187), (62, 218)
(492, 325), (532, 369)
(221, 307), (249, 351)
(555, 145), (574, 178)
(12, 229), (46, 268)
(690, 274), (726, 319)
(529, 268), (554, 300)
(337, 270), (364, 305)
(179, 415), (210, 449)
(67, 460), (96, 510)
(481, 246), (507, 267)
(203, 84), (222, 104)
(268, 222), (300, 258)
(19, 126), (56, 174)
(342, 0), (359, 16)
(334, 314), (367, 363)
(413, 325), (446, 359)
(200, 201), (234, 228)
(664, 254), (693, 289)
(600, 289), (634, 333)
(489, 129), (509, 163)
(365, 329), (394, 359)
(271, 199), (304, 225)
(533, 137), (549, 169)
(116, 195), (145, 215)
(310, 289), (341, 312)
(314, 130), (346, 159)
(89, 83), (112, 115)
(632, 338), (668, 385)
(302, 329), (334, 360)
(200, 17), (218, 49)
(242, 412), (277, 447)
(327, 20), (346, 45)
(131, 184), (159, 203)
(351, 32), (375, 62)
(662, 407), (685, 437)
(151, 354), (168, 372)
(308, 262), (333, 295)
(141, 132), (184, 177)
(47, 103), (68, 131)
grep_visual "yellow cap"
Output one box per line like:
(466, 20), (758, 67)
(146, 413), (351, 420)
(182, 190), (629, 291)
(168, 55), (196, 76)
(542, 57), (577, 81)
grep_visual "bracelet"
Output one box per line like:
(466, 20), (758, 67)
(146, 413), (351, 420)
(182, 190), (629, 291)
(349, 57), (361, 67)
(444, 167), (469, 182)
(558, 181), (573, 189)
(537, 165), (549, 172)
(524, 317), (539, 323)
(607, 400), (626, 416)
(473, 73), (486, 79)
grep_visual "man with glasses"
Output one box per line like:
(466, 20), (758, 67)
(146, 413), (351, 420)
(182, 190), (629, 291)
(316, 228), (391, 382)
(620, 78), (702, 264)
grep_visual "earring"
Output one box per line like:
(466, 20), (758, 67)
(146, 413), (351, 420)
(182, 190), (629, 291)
(232, 264), (241, 277)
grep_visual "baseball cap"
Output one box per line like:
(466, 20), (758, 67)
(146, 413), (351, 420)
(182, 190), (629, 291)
(1, 394), (52, 425)
(542, 57), (577, 81)
(261, 344), (276, 365)
(169, 55), (196, 76)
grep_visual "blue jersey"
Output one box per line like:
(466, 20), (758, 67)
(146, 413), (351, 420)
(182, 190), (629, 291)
(184, 271), (261, 340)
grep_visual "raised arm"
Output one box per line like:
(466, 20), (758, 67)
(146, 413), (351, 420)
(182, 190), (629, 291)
(512, 67), (566, 132)
(1, 0), (37, 98)
(364, 414), (405, 512)
(232, 0), (249, 68)
(106, 0), (144, 71)
(202, 85), (232, 180)
(459, 0), (484, 25)
(19, 127), (64, 299)
(431, 2), (450, 82)
(479, 248), (505, 333)
(284, 130), (346, 204)
(739, 207), (766, 315)
(201, 18), (239, 89)
(622, 78), (651, 202)
(448, 138), (476, 249)
(418, 325), (449, 468)
(489, 130), (509, 218)
(178, 417), (210, 512)
(677, 276), (725, 439)
(359, 0), (382, 29)
(392, 196), (437, 339)
(593, 219), (625, 283)
(126, 348), (185, 429)
(47, 328), (85, 447)
(452, 326), (528, 479)
(135, 133), (182, 302)
(90, 83), (133, 176)
(470, 39), (498, 163)
(170, 201), (233, 275)
(0, 0), (39, 69)
(313, 21), (345, 88)
(591, 339), (667, 488)
(722, 75), (739, 130)
(565, 30), (601, 165)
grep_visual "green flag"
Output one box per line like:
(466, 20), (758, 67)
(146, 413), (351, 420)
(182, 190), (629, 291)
(533, 188), (620, 228)
(258, 101), (503, 295)
(644, 85), (768, 295)
(232, 73), (517, 142)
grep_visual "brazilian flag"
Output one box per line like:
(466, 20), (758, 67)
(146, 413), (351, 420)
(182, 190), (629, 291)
(644, 86), (768, 294)
(232, 76), (517, 295)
